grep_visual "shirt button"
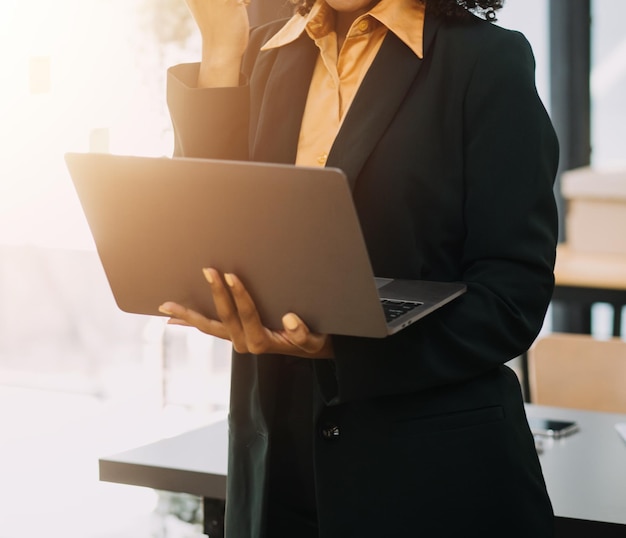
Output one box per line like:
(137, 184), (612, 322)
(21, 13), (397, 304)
(357, 19), (370, 32)
(320, 423), (340, 441)
(317, 152), (328, 165)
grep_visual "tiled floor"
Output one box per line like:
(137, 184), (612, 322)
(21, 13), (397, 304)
(0, 385), (219, 538)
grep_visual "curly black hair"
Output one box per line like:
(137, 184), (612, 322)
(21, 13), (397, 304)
(428, 0), (503, 19)
(290, 0), (504, 20)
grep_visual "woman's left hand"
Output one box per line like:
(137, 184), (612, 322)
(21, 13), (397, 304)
(158, 268), (333, 359)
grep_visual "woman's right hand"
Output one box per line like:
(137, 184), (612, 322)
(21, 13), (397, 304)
(158, 269), (334, 359)
(184, 0), (250, 87)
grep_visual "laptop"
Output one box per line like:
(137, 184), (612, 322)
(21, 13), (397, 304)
(64, 153), (466, 338)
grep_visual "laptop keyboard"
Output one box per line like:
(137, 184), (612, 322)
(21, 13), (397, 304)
(381, 299), (423, 323)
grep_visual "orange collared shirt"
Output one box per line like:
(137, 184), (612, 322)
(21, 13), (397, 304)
(262, 0), (425, 167)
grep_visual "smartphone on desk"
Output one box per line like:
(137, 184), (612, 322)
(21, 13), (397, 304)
(528, 417), (579, 438)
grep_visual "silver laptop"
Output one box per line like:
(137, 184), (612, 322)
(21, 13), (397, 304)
(64, 153), (466, 338)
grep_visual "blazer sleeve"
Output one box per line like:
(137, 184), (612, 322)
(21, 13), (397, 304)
(166, 63), (250, 160)
(165, 21), (282, 159)
(319, 30), (559, 404)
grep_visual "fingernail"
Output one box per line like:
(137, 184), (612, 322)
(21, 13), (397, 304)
(283, 313), (298, 331)
(158, 303), (173, 315)
(224, 273), (235, 287)
(203, 268), (214, 284)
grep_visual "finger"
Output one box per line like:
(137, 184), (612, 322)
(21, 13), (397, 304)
(166, 318), (192, 327)
(282, 313), (327, 355)
(158, 301), (229, 339)
(224, 273), (263, 327)
(224, 272), (271, 355)
(204, 268), (247, 350)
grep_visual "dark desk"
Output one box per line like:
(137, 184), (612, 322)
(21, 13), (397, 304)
(99, 420), (228, 537)
(100, 404), (626, 537)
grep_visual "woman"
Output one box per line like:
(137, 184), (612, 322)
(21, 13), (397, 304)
(159, 0), (559, 535)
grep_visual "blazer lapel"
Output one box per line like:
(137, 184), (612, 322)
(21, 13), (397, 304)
(328, 15), (442, 190)
(251, 36), (318, 163)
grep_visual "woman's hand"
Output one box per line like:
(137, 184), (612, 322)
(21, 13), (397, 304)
(158, 268), (334, 359)
(184, 0), (250, 87)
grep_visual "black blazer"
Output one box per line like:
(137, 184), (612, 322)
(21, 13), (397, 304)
(168, 11), (558, 538)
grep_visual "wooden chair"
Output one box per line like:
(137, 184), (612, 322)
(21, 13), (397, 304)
(528, 332), (626, 413)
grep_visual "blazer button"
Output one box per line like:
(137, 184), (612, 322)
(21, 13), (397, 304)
(320, 423), (340, 441)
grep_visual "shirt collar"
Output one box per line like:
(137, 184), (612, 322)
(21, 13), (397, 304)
(261, 0), (425, 59)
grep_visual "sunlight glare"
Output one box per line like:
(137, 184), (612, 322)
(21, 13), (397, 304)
(0, 0), (168, 247)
